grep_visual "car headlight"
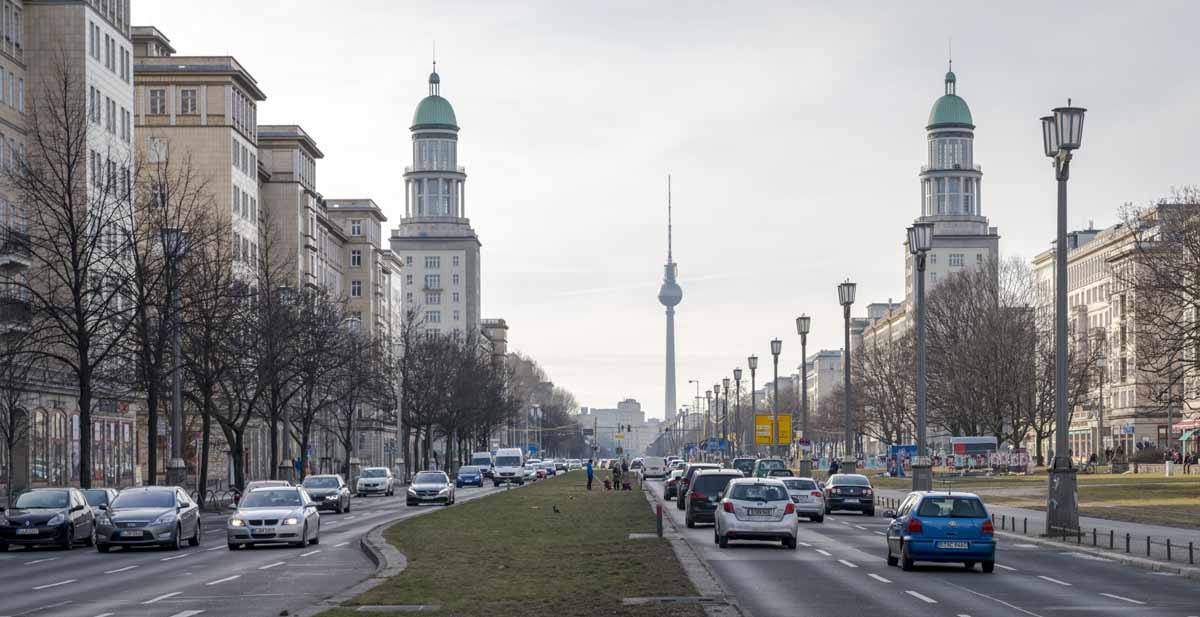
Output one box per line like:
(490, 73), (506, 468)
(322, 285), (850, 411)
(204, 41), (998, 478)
(283, 517), (300, 526)
(47, 512), (65, 526)
(153, 511), (177, 526)
(438, 487), (449, 494)
(407, 488), (417, 495)
(324, 494), (338, 501)
(229, 518), (245, 527)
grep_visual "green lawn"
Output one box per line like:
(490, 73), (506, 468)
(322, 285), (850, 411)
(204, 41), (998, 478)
(319, 471), (704, 617)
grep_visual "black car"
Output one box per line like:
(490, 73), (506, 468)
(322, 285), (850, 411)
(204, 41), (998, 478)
(0, 488), (96, 551)
(675, 463), (719, 510)
(684, 470), (742, 528)
(301, 475), (352, 513)
(81, 488), (119, 518)
(823, 473), (875, 516)
(731, 457), (756, 476)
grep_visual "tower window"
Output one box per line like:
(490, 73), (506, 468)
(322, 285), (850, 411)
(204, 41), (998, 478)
(351, 250), (362, 267)
(351, 280), (362, 297)
(350, 219), (362, 236)
(452, 255), (460, 267)
(425, 256), (440, 269)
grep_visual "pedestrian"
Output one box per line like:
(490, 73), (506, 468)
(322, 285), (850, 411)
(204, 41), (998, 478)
(585, 459), (594, 490)
(611, 460), (621, 490)
(829, 458), (840, 478)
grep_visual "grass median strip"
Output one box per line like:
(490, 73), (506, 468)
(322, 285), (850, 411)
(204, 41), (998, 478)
(320, 471), (704, 617)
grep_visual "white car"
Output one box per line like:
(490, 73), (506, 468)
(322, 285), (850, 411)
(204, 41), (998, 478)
(227, 487), (320, 550)
(714, 478), (799, 549)
(780, 477), (825, 523)
(356, 467), (395, 497)
(641, 456), (668, 479)
(523, 464), (539, 481)
(493, 448), (526, 486)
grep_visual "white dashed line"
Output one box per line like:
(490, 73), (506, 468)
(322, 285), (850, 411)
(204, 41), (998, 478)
(853, 524), (867, 530)
(1037, 575), (1071, 586)
(160, 553), (191, 561)
(142, 592), (181, 604)
(1100, 593), (1145, 605)
(259, 561), (286, 570)
(206, 545), (225, 551)
(24, 557), (59, 565)
(798, 541), (812, 547)
(837, 559), (858, 568)
(167, 611), (206, 617)
(31, 579), (76, 590)
(93, 613), (115, 617)
(1014, 543), (1038, 548)
(957, 614), (972, 617)
(906, 590), (938, 604)
(874, 531), (886, 536)
(301, 549), (321, 557)
(815, 549), (832, 556)
(867, 573), (891, 583)
(995, 563), (1017, 571)
(334, 541), (350, 547)
(104, 565), (139, 574)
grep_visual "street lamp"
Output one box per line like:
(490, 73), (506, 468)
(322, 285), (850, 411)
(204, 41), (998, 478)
(733, 367), (743, 457)
(704, 390), (713, 450)
(748, 355), (758, 452)
(712, 383), (721, 458)
(722, 377), (731, 459)
(907, 222), (934, 491)
(1042, 101), (1086, 535)
(1096, 335), (1106, 464)
(838, 279), (857, 472)
(162, 227), (189, 487)
(795, 314), (812, 476)
(770, 338), (782, 457)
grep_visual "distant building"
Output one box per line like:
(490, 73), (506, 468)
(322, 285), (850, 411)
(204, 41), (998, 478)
(578, 399), (659, 457)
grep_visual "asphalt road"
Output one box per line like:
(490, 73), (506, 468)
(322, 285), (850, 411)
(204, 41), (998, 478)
(0, 484), (508, 617)
(647, 480), (1200, 617)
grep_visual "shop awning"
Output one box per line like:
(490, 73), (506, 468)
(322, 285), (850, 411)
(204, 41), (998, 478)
(1180, 429), (1197, 441)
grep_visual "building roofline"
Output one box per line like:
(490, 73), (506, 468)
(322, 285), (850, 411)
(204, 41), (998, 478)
(257, 124), (324, 158)
(134, 56), (266, 100)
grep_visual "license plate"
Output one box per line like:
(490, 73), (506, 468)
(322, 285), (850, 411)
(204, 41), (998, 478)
(16, 528), (38, 535)
(255, 527), (275, 534)
(938, 541), (969, 549)
(747, 508), (774, 516)
(794, 496), (809, 502)
(120, 530), (142, 537)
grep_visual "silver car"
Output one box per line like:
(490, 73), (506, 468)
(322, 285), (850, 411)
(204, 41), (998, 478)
(96, 486), (201, 552)
(356, 467), (395, 497)
(227, 487), (320, 550)
(406, 471), (455, 506)
(714, 478), (799, 549)
(781, 477), (825, 522)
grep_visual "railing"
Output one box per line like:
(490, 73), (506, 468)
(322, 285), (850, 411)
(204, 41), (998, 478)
(0, 228), (30, 258)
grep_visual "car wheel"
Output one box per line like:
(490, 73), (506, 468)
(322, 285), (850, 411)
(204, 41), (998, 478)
(407, 500), (416, 506)
(718, 534), (729, 549)
(824, 505), (832, 514)
(334, 499), (343, 514)
(963, 561), (976, 570)
(310, 522), (320, 545)
(345, 499), (351, 513)
(293, 523), (309, 548)
(228, 542), (240, 551)
(83, 526), (95, 547)
(0, 542), (8, 552)
(97, 543), (110, 553)
(713, 530), (719, 545)
(813, 514), (825, 523)
(786, 537), (797, 550)
(60, 525), (74, 550)
(189, 521), (201, 547)
(981, 560), (995, 573)
(685, 515), (694, 528)
(676, 499), (685, 511)
(866, 509), (875, 517)
(170, 524), (183, 550)
(900, 544), (915, 571)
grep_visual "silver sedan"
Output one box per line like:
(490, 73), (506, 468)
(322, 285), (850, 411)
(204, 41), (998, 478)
(96, 486), (201, 552)
(227, 487), (320, 550)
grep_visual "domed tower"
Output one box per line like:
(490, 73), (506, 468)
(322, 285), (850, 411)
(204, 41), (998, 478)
(658, 177), (682, 424)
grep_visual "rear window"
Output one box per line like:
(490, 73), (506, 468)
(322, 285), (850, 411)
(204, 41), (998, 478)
(692, 474), (739, 493)
(730, 484), (788, 502)
(757, 460), (786, 470)
(831, 475), (871, 487)
(783, 479), (818, 491)
(732, 459), (755, 474)
(495, 456), (521, 467)
(916, 497), (987, 518)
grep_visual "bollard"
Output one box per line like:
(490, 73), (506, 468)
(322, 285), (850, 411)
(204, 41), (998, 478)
(1167, 538), (1172, 561)
(1147, 536), (1151, 557)
(656, 504), (663, 538)
(1076, 530), (1081, 545)
(1190, 541), (1194, 565)
(1092, 528), (1097, 546)
(1110, 529), (1114, 549)
(1002, 514), (1006, 530)
(1024, 517), (1028, 535)
(1126, 533), (1131, 553)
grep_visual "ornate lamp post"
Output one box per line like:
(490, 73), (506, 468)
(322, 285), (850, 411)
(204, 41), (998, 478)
(1041, 101), (1086, 535)
(704, 390), (713, 458)
(748, 355), (758, 453)
(712, 383), (721, 458)
(796, 314), (812, 476)
(907, 222), (934, 491)
(722, 377), (731, 459)
(162, 227), (189, 487)
(733, 367), (743, 456)
(838, 279), (857, 473)
(770, 338), (782, 457)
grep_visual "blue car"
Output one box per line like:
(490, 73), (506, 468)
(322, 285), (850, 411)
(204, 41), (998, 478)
(884, 491), (996, 572)
(455, 466), (485, 488)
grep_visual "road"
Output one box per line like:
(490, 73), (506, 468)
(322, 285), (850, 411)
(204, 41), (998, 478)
(647, 480), (1200, 617)
(0, 484), (507, 617)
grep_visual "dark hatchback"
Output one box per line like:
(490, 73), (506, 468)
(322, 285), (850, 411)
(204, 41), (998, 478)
(731, 458), (756, 476)
(0, 488), (95, 551)
(455, 466), (485, 488)
(675, 463), (720, 510)
(684, 469), (743, 527)
(824, 474), (875, 516)
(302, 475), (351, 513)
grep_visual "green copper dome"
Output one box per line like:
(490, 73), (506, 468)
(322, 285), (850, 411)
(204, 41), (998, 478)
(927, 69), (973, 129)
(412, 94), (457, 129)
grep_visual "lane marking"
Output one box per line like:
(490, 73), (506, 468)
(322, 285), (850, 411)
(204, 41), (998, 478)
(142, 592), (182, 604)
(943, 581), (1046, 617)
(905, 590), (938, 604)
(854, 524), (868, 530)
(104, 565), (139, 574)
(24, 557), (59, 565)
(301, 549), (321, 557)
(798, 541), (812, 547)
(32, 579), (76, 590)
(1037, 575), (1071, 586)
(259, 561), (286, 570)
(206, 575), (240, 586)
(334, 541), (350, 547)
(93, 613), (114, 617)
(161, 553), (191, 561)
(1100, 593), (1146, 605)
(867, 573), (891, 583)
(206, 546), (225, 551)
(1014, 543), (1038, 548)
(815, 549), (832, 556)
(167, 611), (206, 617)
(2, 600), (72, 615)
(958, 614), (972, 617)
(995, 563), (1017, 572)
(874, 531), (886, 536)
(837, 559), (858, 568)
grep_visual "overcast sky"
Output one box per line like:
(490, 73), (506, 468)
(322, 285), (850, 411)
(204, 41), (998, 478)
(135, 1), (1199, 419)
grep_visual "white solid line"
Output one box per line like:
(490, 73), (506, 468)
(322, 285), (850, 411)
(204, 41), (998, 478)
(93, 613), (115, 617)
(906, 590), (938, 604)
(104, 565), (139, 574)
(334, 541), (350, 547)
(160, 553), (191, 561)
(167, 611), (205, 617)
(259, 561), (286, 570)
(798, 541), (812, 547)
(854, 524), (867, 530)
(206, 575), (240, 586)
(995, 563), (1017, 571)
(32, 579), (76, 590)
(874, 531), (887, 536)
(24, 557), (59, 565)
(206, 545), (225, 551)
(815, 549), (832, 556)
(301, 549), (321, 557)
(867, 573), (891, 583)
(1037, 575), (1071, 586)
(142, 592), (182, 604)
(838, 559), (858, 568)
(944, 581), (1046, 617)
(957, 614), (972, 617)
(1100, 593), (1146, 605)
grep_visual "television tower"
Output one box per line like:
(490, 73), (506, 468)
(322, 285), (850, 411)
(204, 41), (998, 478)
(657, 176), (683, 424)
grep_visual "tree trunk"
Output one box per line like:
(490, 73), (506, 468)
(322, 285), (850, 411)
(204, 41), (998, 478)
(268, 415), (279, 480)
(298, 424), (311, 482)
(197, 401), (212, 507)
(78, 369), (92, 489)
(146, 382), (159, 486)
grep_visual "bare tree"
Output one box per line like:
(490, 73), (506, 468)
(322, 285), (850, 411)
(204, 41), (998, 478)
(289, 288), (349, 480)
(0, 328), (36, 506)
(853, 331), (915, 447)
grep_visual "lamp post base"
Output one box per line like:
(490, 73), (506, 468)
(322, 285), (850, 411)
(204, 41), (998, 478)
(165, 458), (187, 487)
(277, 462), (296, 484)
(911, 463), (933, 492)
(840, 457), (857, 475)
(1045, 465), (1079, 537)
(798, 459), (813, 478)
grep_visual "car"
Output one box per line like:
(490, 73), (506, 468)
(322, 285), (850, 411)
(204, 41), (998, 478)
(823, 474), (875, 516)
(630, 458), (644, 474)
(752, 458), (788, 478)
(227, 486), (320, 550)
(456, 465), (485, 488)
(95, 486), (200, 552)
(542, 462), (557, 477)
(408, 471), (455, 506)
(0, 487), (96, 551)
(766, 468), (795, 478)
(494, 448), (526, 486)
(356, 467), (395, 497)
(568, 459), (582, 470)
(714, 478), (799, 549)
(245, 480), (292, 492)
(641, 456), (668, 479)
(780, 477), (825, 522)
(731, 457), (756, 476)
(81, 487), (119, 519)
(301, 475), (352, 513)
(684, 469), (743, 528)
(664, 468), (686, 499)
(524, 466), (538, 482)
(554, 460), (568, 472)
(676, 463), (720, 510)
(885, 491), (996, 572)
(470, 451), (494, 478)
(669, 459), (687, 471)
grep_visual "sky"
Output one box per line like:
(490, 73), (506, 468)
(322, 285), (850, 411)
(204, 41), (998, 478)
(134, 1), (1200, 420)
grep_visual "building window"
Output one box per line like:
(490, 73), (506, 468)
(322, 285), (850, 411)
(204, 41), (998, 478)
(406, 292), (413, 303)
(452, 273), (460, 286)
(426, 311), (441, 324)
(425, 256), (440, 268)
(351, 280), (362, 297)
(405, 274), (413, 286)
(424, 274), (440, 289)
(149, 89), (166, 115)
(453, 310), (461, 321)
(1120, 358), (1128, 382)
(350, 219), (362, 236)
(405, 255), (413, 266)
(452, 292), (460, 303)
(351, 250), (362, 267)
(452, 255), (460, 267)
(949, 253), (964, 267)
(180, 89), (197, 114)
(426, 292), (440, 305)
(976, 253), (983, 266)
(232, 188), (239, 215)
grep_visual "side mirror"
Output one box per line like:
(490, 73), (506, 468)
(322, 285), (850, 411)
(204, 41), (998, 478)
(98, 504), (107, 511)
(177, 504), (185, 511)
(70, 504), (84, 512)
(883, 509), (896, 519)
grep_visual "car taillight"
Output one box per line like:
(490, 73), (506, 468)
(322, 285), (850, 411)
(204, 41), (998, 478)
(982, 520), (994, 536)
(722, 501), (734, 513)
(784, 502), (795, 515)
(689, 492), (706, 501)
(907, 517), (923, 533)
(810, 491), (823, 498)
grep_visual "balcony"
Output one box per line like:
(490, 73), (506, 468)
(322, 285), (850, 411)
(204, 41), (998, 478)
(0, 229), (31, 268)
(0, 292), (32, 330)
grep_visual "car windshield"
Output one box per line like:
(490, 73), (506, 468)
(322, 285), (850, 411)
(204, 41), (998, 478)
(832, 475), (871, 487)
(757, 460), (786, 470)
(303, 477), (339, 489)
(783, 479), (818, 491)
(15, 490), (69, 509)
(361, 469), (388, 478)
(693, 474), (738, 494)
(247, 482), (288, 490)
(111, 490), (174, 509)
(732, 459), (755, 473)
(916, 496), (988, 518)
(241, 489), (302, 508)
(82, 489), (110, 506)
(496, 456), (521, 467)
(458, 467), (478, 475)
(730, 484), (788, 501)
(471, 457), (491, 465)
(415, 472), (447, 484)
(767, 469), (793, 477)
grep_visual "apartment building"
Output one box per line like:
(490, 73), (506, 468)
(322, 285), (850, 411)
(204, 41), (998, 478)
(804, 350), (843, 418)
(325, 199), (403, 340)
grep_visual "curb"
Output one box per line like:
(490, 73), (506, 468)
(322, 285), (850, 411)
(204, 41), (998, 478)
(996, 530), (1200, 581)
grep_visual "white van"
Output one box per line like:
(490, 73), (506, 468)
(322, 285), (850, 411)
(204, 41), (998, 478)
(641, 456), (668, 479)
(493, 448), (525, 486)
(470, 451), (494, 478)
